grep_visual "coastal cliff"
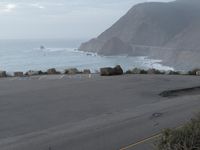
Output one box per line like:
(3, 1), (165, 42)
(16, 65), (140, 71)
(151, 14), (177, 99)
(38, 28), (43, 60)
(79, 0), (200, 70)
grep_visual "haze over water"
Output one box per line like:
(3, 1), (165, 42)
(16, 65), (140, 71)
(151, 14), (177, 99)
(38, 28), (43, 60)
(0, 39), (173, 73)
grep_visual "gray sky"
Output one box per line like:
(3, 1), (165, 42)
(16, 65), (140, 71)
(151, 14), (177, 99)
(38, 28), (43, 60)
(0, 0), (174, 40)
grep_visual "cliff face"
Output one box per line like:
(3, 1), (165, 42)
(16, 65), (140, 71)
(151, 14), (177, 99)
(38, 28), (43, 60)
(79, 0), (200, 70)
(99, 37), (133, 56)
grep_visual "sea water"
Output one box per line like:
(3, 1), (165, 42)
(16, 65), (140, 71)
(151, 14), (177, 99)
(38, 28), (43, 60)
(0, 39), (173, 73)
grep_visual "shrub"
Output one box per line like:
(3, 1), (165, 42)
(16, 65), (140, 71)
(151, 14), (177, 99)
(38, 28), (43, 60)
(155, 115), (200, 150)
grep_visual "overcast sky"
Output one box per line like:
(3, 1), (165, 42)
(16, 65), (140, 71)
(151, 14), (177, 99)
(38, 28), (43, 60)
(0, 0), (174, 40)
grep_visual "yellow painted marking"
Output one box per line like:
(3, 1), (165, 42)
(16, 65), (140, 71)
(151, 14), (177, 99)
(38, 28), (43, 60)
(119, 133), (161, 150)
(119, 125), (183, 150)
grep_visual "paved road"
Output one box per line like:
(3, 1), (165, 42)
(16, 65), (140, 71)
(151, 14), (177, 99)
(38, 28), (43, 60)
(0, 74), (200, 150)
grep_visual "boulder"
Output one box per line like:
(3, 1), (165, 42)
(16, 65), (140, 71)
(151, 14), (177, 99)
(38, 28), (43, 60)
(0, 71), (6, 78)
(113, 65), (123, 75)
(126, 68), (148, 74)
(65, 68), (79, 74)
(126, 70), (132, 74)
(147, 69), (164, 74)
(64, 70), (69, 74)
(100, 67), (115, 76)
(83, 69), (91, 74)
(47, 68), (57, 74)
(14, 72), (24, 77)
(140, 69), (148, 74)
(188, 69), (196, 75)
(38, 70), (46, 75)
(196, 71), (200, 76)
(147, 69), (156, 74)
(168, 70), (180, 75)
(26, 70), (43, 76)
(100, 65), (123, 76)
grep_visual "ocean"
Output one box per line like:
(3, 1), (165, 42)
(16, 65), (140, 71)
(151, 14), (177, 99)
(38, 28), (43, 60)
(0, 39), (173, 73)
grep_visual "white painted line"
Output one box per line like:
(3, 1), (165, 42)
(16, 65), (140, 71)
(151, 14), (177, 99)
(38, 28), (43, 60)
(9, 77), (17, 81)
(39, 75), (47, 80)
(59, 75), (65, 79)
(89, 74), (92, 79)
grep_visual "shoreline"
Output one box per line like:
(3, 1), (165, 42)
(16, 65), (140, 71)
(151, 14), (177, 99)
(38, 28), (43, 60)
(0, 45), (173, 73)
